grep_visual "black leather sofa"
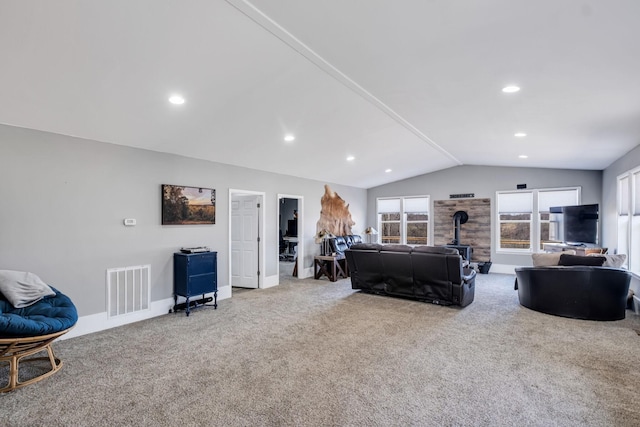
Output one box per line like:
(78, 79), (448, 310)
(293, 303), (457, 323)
(515, 266), (632, 321)
(344, 244), (476, 307)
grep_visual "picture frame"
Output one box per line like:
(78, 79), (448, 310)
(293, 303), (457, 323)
(162, 184), (216, 225)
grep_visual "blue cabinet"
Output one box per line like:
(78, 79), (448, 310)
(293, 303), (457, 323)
(173, 252), (218, 316)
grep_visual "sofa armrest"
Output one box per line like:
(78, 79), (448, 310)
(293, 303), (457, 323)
(462, 267), (476, 283)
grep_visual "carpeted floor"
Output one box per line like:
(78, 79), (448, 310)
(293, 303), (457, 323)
(2, 273), (640, 427)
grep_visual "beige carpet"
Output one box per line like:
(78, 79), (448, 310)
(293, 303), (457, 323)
(2, 273), (640, 427)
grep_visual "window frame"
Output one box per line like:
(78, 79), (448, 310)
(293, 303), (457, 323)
(376, 195), (430, 245)
(496, 187), (581, 254)
(617, 166), (640, 274)
(378, 197), (401, 245)
(496, 191), (533, 252)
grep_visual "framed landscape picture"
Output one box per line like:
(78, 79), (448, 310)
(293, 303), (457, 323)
(162, 184), (216, 225)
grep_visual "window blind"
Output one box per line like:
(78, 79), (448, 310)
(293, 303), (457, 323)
(498, 192), (533, 214)
(377, 198), (400, 213)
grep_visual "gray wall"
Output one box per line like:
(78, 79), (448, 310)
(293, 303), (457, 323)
(367, 165), (603, 266)
(602, 143), (640, 253)
(0, 125), (366, 316)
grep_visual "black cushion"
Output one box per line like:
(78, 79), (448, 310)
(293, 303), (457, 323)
(349, 243), (382, 251)
(344, 235), (363, 247)
(558, 254), (606, 266)
(329, 236), (349, 256)
(381, 245), (413, 253)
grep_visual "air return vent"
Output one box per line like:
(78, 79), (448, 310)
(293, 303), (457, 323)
(106, 265), (151, 318)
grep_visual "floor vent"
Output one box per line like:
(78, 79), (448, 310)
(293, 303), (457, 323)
(106, 265), (151, 318)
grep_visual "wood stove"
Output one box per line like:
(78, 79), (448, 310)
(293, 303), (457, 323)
(444, 210), (472, 261)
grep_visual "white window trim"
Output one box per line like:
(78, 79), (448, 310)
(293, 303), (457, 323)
(496, 190), (533, 253)
(617, 166), (640, 273)
(496, 187), (581, 254)
(376, 195), (430, 245)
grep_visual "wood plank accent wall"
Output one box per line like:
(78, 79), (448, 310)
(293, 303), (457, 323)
(433, 198), (491, 262)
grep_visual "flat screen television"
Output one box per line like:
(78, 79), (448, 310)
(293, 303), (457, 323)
(549, 204), (599, 245)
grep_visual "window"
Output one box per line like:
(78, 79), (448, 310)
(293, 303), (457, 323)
(497, 192), (532, 251)
(405, 197), (429, 245)
(538, 189), (580, 250)
(378, 198), (401, 244)
(617, 167), (640, 274)
(496, 187), (580, 252)
(377, 196), (429, 245)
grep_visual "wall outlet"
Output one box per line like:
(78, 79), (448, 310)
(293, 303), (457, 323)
(123, 218), (136, 226)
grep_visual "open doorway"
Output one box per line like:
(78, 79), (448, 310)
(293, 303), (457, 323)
(278, 194), (303, 280)
(229, 189), (265, 293)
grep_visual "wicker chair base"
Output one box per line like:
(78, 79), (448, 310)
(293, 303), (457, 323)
(0, 328), (72, 393)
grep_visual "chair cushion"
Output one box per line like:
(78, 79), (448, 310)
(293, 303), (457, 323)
(558, 254), (606, 266)
(587, 253), (626, 268)
(329, 236), (349, 255)
(531, 250), (576, 267)
(0, 287), (78, 337)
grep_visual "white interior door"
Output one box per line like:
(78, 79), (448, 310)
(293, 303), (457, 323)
(231, 195), (260, 288)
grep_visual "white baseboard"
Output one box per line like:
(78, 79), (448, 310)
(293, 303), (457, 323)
(62, 287), (232, 340)
(300, 267), (313, 279)
(263, 274), (279, 288)
(487, 264), (517, 275)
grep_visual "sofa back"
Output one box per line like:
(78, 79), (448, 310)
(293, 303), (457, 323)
(380, 245), (414, 297)
(345, 243), (385, 292)
(411, 246), (463, 302)
(515, 266), (631, 320)
(346, 244), (468, 304)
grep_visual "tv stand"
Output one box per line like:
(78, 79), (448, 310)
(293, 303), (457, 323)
(543, 243), (607, 256)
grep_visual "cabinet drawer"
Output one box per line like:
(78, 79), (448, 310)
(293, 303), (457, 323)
(187, 253), (216, 275)
(187, 273), (216, 296)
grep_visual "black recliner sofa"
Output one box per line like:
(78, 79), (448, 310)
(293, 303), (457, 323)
(327, 235), (362, 257)
(344, 244), (476, 307)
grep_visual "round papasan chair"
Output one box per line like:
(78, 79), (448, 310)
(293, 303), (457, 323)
(0, 270), (78, 393)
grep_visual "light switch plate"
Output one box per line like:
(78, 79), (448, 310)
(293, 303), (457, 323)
(123, 218), (136, 226)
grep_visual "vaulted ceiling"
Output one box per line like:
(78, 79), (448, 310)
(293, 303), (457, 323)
(1, 1), (639, 188)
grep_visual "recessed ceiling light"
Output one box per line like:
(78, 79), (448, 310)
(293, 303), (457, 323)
(385, 169), (392, 173)
(514, 132), (527, 137)
(168, 95), (185, 105)
(346, 156), (355, 161)
(284, 135), (295, 142)
(502, 86), (520, 93)
(519, 154), (528, 159)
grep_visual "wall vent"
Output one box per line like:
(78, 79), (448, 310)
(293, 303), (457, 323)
(106, 265), (151, 318)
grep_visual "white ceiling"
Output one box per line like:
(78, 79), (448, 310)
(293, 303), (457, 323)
(1, 0), (639, 189)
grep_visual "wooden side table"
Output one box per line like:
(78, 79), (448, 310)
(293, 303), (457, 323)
(314, 255), (347, 282)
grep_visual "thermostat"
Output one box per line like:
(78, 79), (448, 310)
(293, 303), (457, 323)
(123, 218), (136, 226)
